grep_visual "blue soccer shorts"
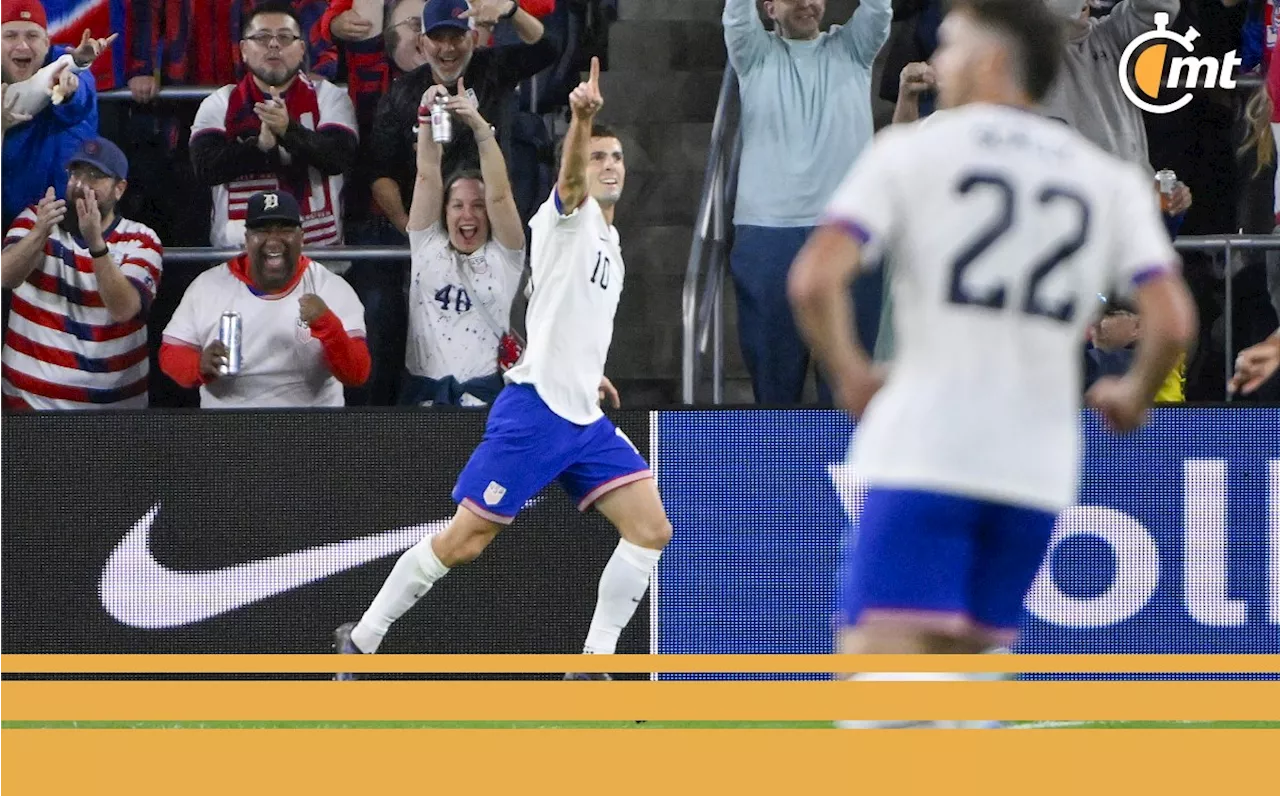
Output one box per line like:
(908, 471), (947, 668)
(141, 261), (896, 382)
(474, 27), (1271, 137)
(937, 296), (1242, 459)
(839, 487), (1057, 635)
(452, 383), (652, 524)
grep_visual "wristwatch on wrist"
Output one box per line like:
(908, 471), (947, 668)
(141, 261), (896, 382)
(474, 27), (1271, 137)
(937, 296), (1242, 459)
(500, 1), (520, 19)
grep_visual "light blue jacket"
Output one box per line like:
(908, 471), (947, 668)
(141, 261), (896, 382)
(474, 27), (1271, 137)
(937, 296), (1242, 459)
(724, 0), (891, 228)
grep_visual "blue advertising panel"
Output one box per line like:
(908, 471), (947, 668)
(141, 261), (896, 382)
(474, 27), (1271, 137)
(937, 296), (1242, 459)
(656, 409), (1280, 663)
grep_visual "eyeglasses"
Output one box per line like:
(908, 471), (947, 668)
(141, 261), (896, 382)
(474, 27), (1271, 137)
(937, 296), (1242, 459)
(391, 17), (423, 33)
(66, 164), (112, 182)
(243, 32), (302, 47)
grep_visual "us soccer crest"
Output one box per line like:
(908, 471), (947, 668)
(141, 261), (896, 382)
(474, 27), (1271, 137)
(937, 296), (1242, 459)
(483, 481), (507, 506)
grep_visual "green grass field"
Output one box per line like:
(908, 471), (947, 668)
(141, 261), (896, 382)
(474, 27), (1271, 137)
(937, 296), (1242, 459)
(5, 721), (1280, 730)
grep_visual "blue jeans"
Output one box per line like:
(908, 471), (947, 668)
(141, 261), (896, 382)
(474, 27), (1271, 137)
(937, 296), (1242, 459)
(729, 225), (883, 405)
(343, 218), (409, 406)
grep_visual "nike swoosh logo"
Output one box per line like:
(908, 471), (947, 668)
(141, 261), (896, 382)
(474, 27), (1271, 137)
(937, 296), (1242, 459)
(99, 498), (538, 629)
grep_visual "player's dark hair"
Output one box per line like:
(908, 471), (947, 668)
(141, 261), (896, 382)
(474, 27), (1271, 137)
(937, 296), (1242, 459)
(441, 168), (486, 229)
(244, 0), (305, 35)
(554, 123), (622, 167)
(948, 0), (1063, 103)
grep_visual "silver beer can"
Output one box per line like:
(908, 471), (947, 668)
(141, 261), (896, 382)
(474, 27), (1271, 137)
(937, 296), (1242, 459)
(218, 311), (242, 376)
(430, 95), (452, 144)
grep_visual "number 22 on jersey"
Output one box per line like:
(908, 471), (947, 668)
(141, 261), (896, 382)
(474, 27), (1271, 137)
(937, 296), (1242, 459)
(947, 171), (1091, 324)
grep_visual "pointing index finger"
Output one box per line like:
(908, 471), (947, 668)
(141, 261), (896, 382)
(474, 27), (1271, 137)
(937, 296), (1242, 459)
(589, 56), (600, 89)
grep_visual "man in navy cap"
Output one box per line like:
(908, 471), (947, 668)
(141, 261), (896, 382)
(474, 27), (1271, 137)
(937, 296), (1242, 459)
(368, 0), (557, 233)
(0, 136), (164, 410)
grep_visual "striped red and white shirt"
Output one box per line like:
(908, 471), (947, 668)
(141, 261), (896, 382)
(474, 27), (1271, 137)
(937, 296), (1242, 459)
(2, 211), (163, 411)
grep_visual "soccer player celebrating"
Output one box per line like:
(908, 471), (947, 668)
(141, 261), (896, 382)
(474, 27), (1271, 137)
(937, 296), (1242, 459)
(788, 0), (1197, 725)
(335, 58), (671, 677)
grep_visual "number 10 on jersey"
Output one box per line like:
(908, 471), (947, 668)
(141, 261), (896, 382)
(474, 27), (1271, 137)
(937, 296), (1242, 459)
(591, 252), (611, 289)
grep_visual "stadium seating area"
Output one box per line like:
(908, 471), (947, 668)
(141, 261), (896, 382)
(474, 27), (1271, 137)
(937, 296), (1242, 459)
(3, 0), (1280, 409)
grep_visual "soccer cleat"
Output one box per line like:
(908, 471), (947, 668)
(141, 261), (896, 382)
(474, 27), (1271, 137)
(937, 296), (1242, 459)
(332, 621), (362, 681)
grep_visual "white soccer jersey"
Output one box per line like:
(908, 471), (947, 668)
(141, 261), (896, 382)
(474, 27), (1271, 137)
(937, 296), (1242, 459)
(826, 104), (1178, 511)
(2, 213), (163, 410)
(191, 78), (357, 249)
(505, 192), (624, 425)
(162, 257), (366, 408)
(406, 223), (525, 383)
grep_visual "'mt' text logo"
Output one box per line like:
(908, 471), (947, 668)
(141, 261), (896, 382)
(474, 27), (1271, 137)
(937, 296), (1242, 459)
(1120, 13), (1243, 115)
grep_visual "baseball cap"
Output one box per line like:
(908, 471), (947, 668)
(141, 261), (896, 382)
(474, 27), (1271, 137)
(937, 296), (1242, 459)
(2, 0), (48, 28)
(245, 190), (302, 229)
(422, 0), (469, 35)
(67, 137), (129, 180)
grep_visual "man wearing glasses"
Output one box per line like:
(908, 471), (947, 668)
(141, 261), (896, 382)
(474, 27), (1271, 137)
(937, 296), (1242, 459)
(0, 137), (163, 410)
(190, 0), (358, 254)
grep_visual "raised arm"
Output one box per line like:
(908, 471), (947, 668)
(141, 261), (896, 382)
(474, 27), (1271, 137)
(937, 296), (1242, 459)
(723, 0), (769, 75)
(463, 0), (546, 45)
(1096, 0), (1181, 49)
(833, 0), (893, 66)
(1, 192), (66, 290)
(556, 57), (602, 213)
(448, 79), (524, 251)
(407, 86), (448, 234)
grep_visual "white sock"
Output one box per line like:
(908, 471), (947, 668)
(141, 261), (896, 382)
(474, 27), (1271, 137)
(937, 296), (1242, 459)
(582, 539), (662, 655)
(351, 536), (450, 654)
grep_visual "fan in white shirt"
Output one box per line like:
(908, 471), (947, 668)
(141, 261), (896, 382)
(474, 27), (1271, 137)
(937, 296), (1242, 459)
(159, 190), (368, 408)
(401, 79), (526, 406)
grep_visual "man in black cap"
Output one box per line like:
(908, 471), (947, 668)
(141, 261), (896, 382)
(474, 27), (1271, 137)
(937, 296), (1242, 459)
(1, 136), (164, 410)
(159, 189), (370, 408)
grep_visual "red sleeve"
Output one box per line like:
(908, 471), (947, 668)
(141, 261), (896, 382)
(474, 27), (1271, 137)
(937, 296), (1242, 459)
(519, 0), (557, 17)
(309, 309), (372, 386)
(320, 0), (356, 41)
(159, 339), (207, 388)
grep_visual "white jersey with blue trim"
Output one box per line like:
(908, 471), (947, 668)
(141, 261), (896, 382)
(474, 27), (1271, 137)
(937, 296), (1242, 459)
(824, 104), (1178, 511)
(505, 190), (624, 426)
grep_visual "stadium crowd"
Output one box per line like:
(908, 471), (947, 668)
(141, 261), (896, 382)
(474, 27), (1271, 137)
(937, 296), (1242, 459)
(1, 0), (1278, 411)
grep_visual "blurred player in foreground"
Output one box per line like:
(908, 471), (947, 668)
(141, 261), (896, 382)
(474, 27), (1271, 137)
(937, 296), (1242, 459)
(788, 0), (1196, 727)
(335, 58), (672, 677)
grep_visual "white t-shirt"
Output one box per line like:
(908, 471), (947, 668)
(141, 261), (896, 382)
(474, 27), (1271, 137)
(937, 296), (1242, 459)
(825, 104), (1178, 512)
(191, 78), (357, 249)
(162, 257), (366, 408)
(406, 223), (525, 383)
(505, 192), (624, 426)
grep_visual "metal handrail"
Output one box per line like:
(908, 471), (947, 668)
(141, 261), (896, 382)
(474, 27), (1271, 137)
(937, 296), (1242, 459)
(161, 245), (408, 263)
(155, 234), (1280, 263)
(681, 66), (740, 404)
